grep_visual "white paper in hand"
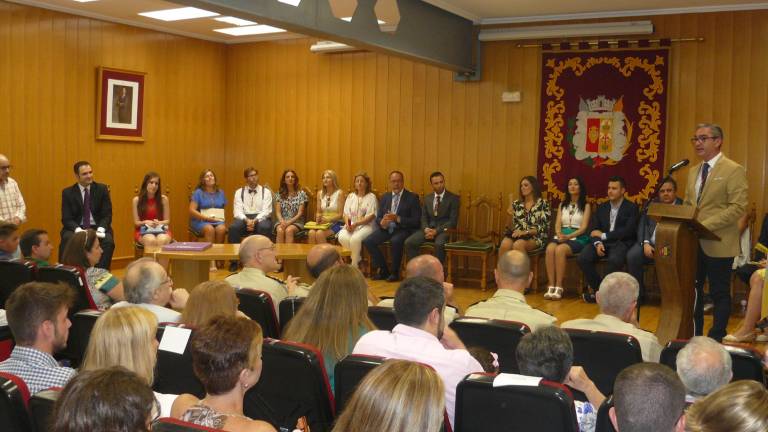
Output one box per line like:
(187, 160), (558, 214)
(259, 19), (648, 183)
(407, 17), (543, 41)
(493, 373), (542, 388)
(158, 326), (192, 355)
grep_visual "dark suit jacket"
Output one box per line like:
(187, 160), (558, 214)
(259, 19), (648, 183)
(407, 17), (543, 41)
(421, 190), (460, 233)
(61, 182), (113, 232)
(590, 199), (639, 247)
(375, 189), (421, 232)
(637, 197), (683, 245)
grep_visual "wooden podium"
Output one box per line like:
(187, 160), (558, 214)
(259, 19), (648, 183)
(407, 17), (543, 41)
(647, 203), (719, 345)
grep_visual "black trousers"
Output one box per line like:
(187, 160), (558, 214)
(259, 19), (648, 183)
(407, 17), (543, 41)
(60, 228), (115, 270)
(363, 228), (412, 277)
(693, 246), (734, 341)
(577, 241), (629, 291)
(228, 217), (272, 244)
(626, 243), (653, 298)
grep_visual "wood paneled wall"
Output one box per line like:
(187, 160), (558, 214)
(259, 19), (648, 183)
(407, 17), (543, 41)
(0, 2), (226, 263)
(2, 1), (767, 266)
(224, 10), (768, 225)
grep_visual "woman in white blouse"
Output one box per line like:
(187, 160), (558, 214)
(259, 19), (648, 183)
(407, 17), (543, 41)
(308, 170), (345, 244)
(338, 172), (378, 268)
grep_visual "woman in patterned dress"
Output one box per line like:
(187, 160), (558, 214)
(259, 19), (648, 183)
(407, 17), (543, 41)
(499, 176), (551, 256)
(274, 169), (308, 244)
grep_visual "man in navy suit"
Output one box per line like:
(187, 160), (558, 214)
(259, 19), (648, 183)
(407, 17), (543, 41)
(60, 161), (114, 269)
(626, 177), (683, 300)
(577, 176), (639, 302)
(363, 171), (421, 282)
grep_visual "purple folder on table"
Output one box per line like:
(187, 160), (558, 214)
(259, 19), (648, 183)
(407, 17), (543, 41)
(162, 242), (212, 252)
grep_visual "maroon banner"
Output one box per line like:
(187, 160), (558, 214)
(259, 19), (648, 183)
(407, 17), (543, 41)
(537, 49), (669, 205)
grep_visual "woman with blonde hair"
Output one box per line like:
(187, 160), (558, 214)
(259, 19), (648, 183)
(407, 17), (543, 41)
(307, 170), (345, 244)
(181, 280), (242, 328)
(171, 316), (275, 432)
(81, 306), (177, 417)
(685, 380), (768, 432)
(337, 172), (378, 268)
(332, 359), (445, 432)
(282, 265), (375, 393)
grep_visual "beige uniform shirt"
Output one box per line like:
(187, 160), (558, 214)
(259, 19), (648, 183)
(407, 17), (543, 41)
(464, 289), (556, 330)
(561, 313), (661, 362)
(225, 267), (288, 310)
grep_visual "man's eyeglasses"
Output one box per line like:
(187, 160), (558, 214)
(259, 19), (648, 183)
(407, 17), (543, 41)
(690, 135), (718, 143)
(0, 165), (11, 171)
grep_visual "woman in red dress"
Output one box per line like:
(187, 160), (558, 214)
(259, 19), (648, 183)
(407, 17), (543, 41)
(132, 172), (172, 247)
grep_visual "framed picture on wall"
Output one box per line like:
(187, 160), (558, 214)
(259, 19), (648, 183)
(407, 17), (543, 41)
(97, 67), (145, 141)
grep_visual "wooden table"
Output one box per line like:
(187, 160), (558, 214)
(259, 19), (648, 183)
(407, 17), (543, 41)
(144, 243), (350, 289)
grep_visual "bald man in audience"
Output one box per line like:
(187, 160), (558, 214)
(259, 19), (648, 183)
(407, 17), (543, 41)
(377, 254), (458, 323)
(464, 250), (555, 330)
(111, 258), (189, 323)
(676, 336), (732, 404)
(226, 235), (298, 309)
(561, 272), (661, 362)
(0, 154), (26, 226)
(610, 363), (686, 432)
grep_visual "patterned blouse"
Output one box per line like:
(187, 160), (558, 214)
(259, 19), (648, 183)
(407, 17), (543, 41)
(508, 198), (551, 248)
(181, 403), (228, 429)
(275, 190), (308, 226)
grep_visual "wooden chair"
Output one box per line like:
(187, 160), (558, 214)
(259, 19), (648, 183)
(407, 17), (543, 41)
(445, 193), (501, 290)
(291, 185), (315, 243)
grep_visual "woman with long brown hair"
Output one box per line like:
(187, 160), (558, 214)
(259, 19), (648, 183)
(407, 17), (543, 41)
(281, 265), (375, 393)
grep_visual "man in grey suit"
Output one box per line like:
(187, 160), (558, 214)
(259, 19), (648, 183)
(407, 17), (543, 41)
(405, 172), (460, 264)
(626, 177), (682, 300)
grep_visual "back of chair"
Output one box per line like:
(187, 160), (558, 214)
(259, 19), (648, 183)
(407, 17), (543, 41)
(661, 339), (767, 385)
(334, 354), (385, 413)
(29, 388), (59, 432)
(455, 373), (578, 432)
(449, 317), (530, 373)
(279, 296), (305, 328)
(0, 259), (36, 308)
(367, 306), (397, 331)
(153, 418), (224, 431)
(154, 326), (205, 398)
(0, 372), (32, 432)
(245, 339), (334, 432)
(0, 325), (14, 362)
(235, 288), (280, 339)
(57, 309), (102, 368)
(564, 329), (643, 397)
(595, 395), (616, 432)
(35, 265), (97, 313)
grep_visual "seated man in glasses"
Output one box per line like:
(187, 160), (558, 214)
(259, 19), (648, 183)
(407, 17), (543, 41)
(111, 258), (189, 323)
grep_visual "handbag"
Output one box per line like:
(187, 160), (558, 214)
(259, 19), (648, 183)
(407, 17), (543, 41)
(140, 224), (167, 235)
(562, 227), (589, 245)
(304, 221), (332, 230)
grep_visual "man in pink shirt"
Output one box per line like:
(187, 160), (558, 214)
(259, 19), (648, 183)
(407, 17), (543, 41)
(353, 276), (482, 428)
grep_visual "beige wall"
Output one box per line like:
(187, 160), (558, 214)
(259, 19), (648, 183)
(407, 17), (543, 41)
(2, 2), (766, 263)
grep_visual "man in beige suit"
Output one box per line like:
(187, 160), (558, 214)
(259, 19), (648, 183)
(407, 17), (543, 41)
(684, 123), (748, 341)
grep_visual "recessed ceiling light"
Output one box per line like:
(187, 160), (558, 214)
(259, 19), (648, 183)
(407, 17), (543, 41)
(214, 16), (256, 26)
(277, 0), (301, 6)
(340, 16), (386, 24)
(214, 25), (287, 36)
(139, 7), (219, 22)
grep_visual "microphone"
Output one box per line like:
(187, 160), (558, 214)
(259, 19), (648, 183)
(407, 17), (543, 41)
(668, 159), (689, 173)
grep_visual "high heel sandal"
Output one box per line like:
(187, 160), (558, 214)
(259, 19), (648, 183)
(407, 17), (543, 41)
(544, 286), (556, 300)
(551, 287), (564, 300)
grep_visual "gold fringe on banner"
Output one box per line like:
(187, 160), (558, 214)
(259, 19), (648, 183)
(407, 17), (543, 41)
(518, 37), (704, 50)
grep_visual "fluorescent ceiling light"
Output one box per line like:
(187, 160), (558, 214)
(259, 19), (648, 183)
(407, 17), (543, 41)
(278, 0), (301, 6)
(340, 16), (386, 24)
(214, 25), (286, 36)
(72, 0), (99, 3)
(139, 7), (219, 22)
(310, 41), (360, 53)
(478, 20), (654, 41)
(214, 16), (256, 26)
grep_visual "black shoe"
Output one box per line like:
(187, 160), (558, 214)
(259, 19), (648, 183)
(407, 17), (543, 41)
(228, 261), (239, 272)
(582, 292), (597, 303)
(386, 274), (400, 283)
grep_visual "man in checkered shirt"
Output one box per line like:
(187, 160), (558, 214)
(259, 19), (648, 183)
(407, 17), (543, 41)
(0, 281), (76, 394)
(0, 154), (26, 225)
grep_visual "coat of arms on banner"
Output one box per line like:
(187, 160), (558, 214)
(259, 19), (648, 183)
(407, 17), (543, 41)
(571, 95), (633, 167)
(537, 49), (669, 205)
